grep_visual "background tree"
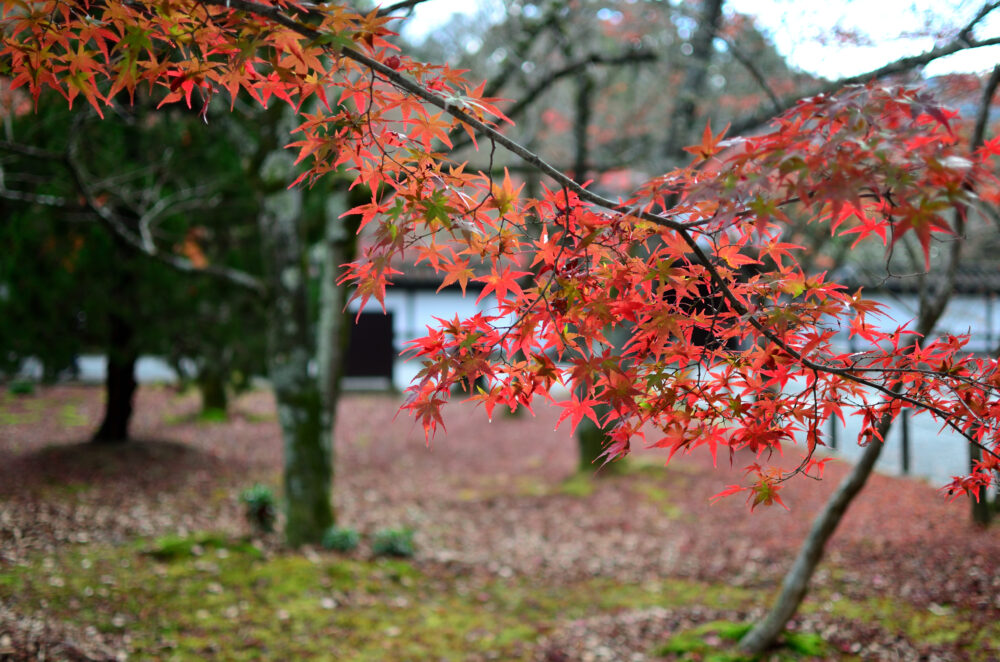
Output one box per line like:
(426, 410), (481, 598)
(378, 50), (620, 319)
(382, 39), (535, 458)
(0, 100), (264, 440)
(0, 94), (354, 543)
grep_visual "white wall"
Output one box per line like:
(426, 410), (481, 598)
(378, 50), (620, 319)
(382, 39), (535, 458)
(348, 288), (495, 389)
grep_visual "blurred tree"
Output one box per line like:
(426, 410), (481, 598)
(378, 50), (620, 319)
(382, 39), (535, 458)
(0, 99), (266, 439)
(0, 92), (360, 545)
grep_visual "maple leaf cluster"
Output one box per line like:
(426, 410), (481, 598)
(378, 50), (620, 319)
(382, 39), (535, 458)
(6, 1), (1000, 506)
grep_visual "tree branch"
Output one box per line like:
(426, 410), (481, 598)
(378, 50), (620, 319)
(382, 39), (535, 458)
(376, 0), (431, 18)
(720, 36), (781, 114)
(973, 64), (1000, 151)
(1, 128), (266, 293)
(66, 133), (267, 295)
(730, 26), (1000, 136)
(199, 0), (999, 440)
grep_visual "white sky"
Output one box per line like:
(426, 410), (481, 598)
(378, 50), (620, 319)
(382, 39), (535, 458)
(398, 0), (1000, 80)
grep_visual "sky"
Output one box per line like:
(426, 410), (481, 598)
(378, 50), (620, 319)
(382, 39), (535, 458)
(398, 0), (1000, 80)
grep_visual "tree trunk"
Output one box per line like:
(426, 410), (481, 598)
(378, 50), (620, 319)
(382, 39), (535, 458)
(92, 311), (137, 443)
(197, 363), (229, 415)
(576, 414), (607, 472)
(740, 208), (962, 653)
(662, 0), (725, 163)
(970, 442), (992, 526)
(314, 191), (357, 525)
(738, 424), (887, 654)
(258, 150), (333, 547)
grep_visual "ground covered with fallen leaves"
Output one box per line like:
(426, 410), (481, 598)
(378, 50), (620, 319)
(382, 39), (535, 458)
(1, 385), (999, 660)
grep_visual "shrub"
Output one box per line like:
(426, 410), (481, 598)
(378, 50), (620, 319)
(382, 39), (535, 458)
(240, 484), (277, 534)
(372, 528), (415, 558)
(321, 526), (360, 552)
(8, 380), (34, 396)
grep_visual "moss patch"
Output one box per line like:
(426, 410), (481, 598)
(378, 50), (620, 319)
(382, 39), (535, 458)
(57, 404), (89, 427)
(653, 621), (831, 661)
(2, 538), (759, 661)
(558, 472), (595, 497)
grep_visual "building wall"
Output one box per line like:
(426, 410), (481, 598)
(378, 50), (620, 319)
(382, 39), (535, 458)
(347, 288), (495, 390)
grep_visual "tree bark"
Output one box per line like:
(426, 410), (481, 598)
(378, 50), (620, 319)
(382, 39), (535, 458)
(314, 191), (358, 526)
(92, 311), (137, 443)
(740, 205), (963, 653)
(970, 442), (992, 526)
(738, 423), (887, 654)
(258, 150), (333, 547)
(576, 408), (608, 472)
(197, 365), (228, 414)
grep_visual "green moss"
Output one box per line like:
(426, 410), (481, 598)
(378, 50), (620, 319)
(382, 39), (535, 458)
(7, 536), (994, 662)
(807, 590), (998, 655)
(243, 410), (278, 423)
(654, 621), (833, 661)
(3, 539), (764, 661)
(57, 404), (89, 426)
(145, 532), (262, 561)
(558, 472), (595, 497)
(653, 621), (755, 661)
(633, 482), (684, 518)
(197, 407), (229, 423)
(783, 631), (827, 656)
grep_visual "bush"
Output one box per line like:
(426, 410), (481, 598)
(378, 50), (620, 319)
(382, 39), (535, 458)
(240, 484), (277, 534)
(372, 528), (415, 558)
(8, 380), (34, 396)
(321, 526), (360, 552)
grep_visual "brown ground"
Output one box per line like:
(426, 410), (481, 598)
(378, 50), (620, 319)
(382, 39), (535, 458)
(1, 385), (999, 660)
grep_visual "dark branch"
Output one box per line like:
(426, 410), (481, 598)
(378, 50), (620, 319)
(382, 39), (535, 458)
(0, 140), (63, 160)
(721, 36), (781, 114)
(450, 46), (656, 152)
(972, 64), (1000, 151)
(376, 0), (430, 19)
(69, 133), (267, 295)
(730, 29), (1000, 136)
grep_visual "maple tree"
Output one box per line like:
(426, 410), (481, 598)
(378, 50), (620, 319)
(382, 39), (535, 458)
(6, 0), (1000, 653)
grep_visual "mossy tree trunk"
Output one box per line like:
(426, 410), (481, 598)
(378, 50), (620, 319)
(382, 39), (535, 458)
(576, 409), (609, 472)
(970, 443), (992, 526)
(258, 150), (333, 547)
(739, 212), (962, 654)
(314, 190), (359, 522)
(738, 428), (886, 654)
(197, 363), (229, 414)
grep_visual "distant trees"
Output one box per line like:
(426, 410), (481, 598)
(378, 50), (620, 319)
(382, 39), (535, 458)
(0, 100), (265, 439)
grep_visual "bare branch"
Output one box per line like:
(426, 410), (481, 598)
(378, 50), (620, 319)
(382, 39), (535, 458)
(973, 64), (1000, 151)
(720, 36), (781, 114)
(451, 46), (656, 152)
(731, 29), (1000, 136)
(0, 140), (62, 160)
(376, 0), (430, 18)
(63, 134), (267, 294)
(0, 186), (74, 208)
(2, 124), (265, 293)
